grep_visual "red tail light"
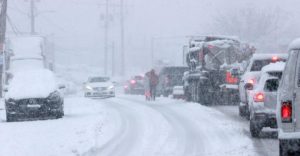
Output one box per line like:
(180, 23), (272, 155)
(272, 56), (279, 62)
(226, 72), (238, 84)
(253, 92), (264, 102)
(281, 102), (292, 123)
(130, 80), (136, 84)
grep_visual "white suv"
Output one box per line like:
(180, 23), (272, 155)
(248, 62), (285, 137)
(239, 53), (287, 119)
(277, 38), (300, 155)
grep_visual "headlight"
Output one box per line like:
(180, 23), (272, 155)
(85, 85), (93, 90)
(108, 86), (114, 90)
(48, 91), (61, 102)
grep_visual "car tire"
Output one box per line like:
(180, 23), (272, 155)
(239, 106), (246, 117)
(56, 111), (64, 119)
(279, 140), (289, 156)
(250, 119), (261, 138)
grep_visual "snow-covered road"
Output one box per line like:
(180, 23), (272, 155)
(0, 94), (278, 156)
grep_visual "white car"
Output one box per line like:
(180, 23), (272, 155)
(172, 86), (185, 99)
(4, 69), (65, 122)
(238, 53), (287, 118)
(248, 62), (285, 137)
(84, 77), (115, 98)
(277, 38), (300, 155)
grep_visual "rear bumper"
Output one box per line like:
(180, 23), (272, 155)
(253, 113), (277, 128)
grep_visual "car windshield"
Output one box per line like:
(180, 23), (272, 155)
(89, 77), (109, 83)
(251, 59), (286, 71)
(2, 1), (299, 156)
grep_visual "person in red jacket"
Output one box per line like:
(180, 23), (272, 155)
(149, 69), (159, 100)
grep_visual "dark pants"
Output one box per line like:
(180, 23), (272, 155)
(150, 85), (156, 100)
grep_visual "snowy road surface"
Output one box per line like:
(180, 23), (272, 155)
(0, 94), (278, 156)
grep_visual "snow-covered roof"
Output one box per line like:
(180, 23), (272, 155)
(288, 38), (300, 50)
(6, 69), (57, 99)
(261, 62), (285, 73)
(251, 53), (288, 60)
(9, 59), (45, 73)
(10, 36), (44, 59)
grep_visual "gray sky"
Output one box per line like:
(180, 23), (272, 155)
(7, 0), (300, 76)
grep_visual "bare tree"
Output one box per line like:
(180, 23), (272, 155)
(212, 7), (288, 45)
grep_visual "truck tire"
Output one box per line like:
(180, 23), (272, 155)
(250, 119), (261, 138)
(197, 82), (211, 105)
(6, 113), (15, 122)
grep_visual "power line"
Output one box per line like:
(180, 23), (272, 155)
(6, 15), (21, 35)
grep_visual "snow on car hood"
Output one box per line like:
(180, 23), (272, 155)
(86, 82), (114, 88)
(6, 70), (57, 100)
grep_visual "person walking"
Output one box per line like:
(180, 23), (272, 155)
(149, 69), (159, 100)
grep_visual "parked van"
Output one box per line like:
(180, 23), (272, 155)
(277, 38), (300, 155)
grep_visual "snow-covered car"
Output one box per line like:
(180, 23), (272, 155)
(277, 39), (300, 155)
(172, 86), (185, 99)
(4, 69), (65, 122)
(238, 53), (287, 118)
(84, 76), (115, 98)
(248, 62), (285, 137)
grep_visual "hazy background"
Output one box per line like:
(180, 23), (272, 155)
(6, 0), (300, 79)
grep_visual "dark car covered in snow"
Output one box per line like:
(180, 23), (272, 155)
(4, 69), (65, 122)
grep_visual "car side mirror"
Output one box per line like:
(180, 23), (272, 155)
(244, 83), (253, 90)
(59, 84), (66, 89)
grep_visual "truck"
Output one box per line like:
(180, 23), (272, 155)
(183, 36), (254, 105)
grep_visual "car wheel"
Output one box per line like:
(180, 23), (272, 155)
(250, 119), (261, 138)
(239, 106), (245, 117)
(56, 111), (63, 119)
(279, 140), (289, 156)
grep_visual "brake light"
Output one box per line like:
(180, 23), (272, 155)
(247, 79), (255, 85)
(253, 92), (264, 102)
(124, 85), (128, 89)
(207, 45), (214, 49)
(130, 80), (136, 84)
(272, 56), (279, 62)
(226, 72), (238, 84)
(281, 101), (292, 123)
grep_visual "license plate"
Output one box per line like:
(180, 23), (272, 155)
(27, 104), (41, 108)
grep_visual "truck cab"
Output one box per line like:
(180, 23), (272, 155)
(183, 36), (254, 105)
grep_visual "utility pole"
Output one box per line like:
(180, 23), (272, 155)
(30, 0), (35, 35)
(111, 42), (115, 76)
(150, 37), (154, 67)
(0, 0), (7, 98)
(120, 0), (125, 76)
(103, 0), (109, 75)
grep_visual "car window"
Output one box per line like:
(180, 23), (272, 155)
(250, 59), (272, 71)
(296, 50), (300, 87)
(89, 77), (109, 83)
(281, 51), (298, 91)
(264, 79), (279, 92)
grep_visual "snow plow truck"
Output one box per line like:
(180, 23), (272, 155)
(183, 36), (254, 105)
